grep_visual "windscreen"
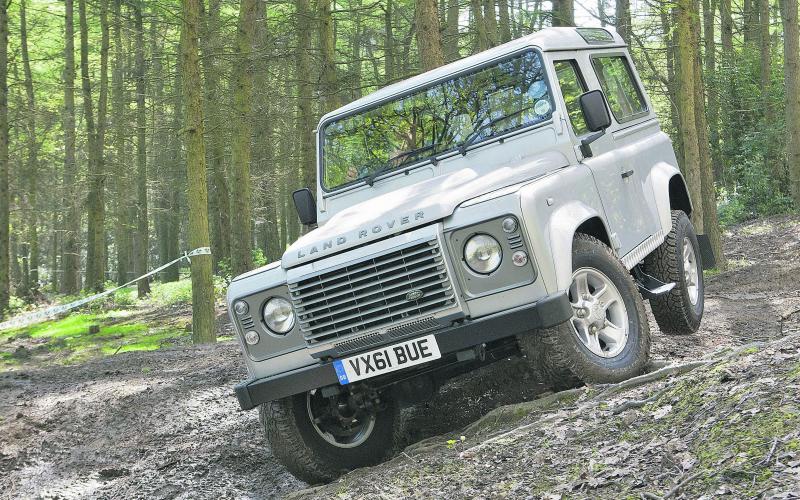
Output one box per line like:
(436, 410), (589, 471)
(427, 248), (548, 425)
(321, 49), (553, 191)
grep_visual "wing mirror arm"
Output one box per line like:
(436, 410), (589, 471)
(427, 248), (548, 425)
(577, 89), (613, 159)
(580, 130), (605, 158)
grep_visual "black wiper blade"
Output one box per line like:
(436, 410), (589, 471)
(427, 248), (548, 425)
(364, 143), (436, 187)
(457, 106), (533, 156)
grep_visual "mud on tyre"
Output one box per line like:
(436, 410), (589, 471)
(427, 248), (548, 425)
(644, 210), (704, 335)
(520, 234), (651, 390)
(261, 389), (402, 484)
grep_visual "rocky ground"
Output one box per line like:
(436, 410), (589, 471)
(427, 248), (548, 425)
(1, 215), (798, 499)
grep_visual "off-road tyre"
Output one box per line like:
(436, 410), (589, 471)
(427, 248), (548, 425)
(644, 210), (704, 335)
(261, 392), (402, 484)
(520, 234), (651, 389)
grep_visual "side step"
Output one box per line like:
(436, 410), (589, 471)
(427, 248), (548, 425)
(632, 267), (675, 300)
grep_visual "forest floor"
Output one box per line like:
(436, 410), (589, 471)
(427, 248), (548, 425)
(0, 214), (798, 499)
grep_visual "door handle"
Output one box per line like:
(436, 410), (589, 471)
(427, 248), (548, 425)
(621, 169), (634, 179)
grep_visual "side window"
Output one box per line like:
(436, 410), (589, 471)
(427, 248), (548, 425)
(554, 60), (589, 136)
(591, 55), (647, 122)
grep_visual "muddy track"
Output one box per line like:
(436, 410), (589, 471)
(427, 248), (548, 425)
(1, 215), (798, 499)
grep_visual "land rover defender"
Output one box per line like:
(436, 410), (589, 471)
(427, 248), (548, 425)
(227, 27), (713, 484)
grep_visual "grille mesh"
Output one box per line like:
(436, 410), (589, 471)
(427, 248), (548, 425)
(288, 240), (455, 344)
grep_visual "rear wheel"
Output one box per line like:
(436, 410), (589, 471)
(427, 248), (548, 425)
(261, 388), (402, 484)
(520, 234), (651, 389)
(644, 210), (705, 335)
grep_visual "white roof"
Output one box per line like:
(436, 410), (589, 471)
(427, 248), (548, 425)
(319, 27), (626, 123)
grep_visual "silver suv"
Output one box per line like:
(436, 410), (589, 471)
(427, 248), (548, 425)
(227, 27), (713, 484)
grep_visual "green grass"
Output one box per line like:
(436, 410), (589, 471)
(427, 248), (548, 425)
(0, 311), (185, 369)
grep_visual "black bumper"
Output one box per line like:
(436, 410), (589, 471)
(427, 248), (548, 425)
(233, 291), (572, 411)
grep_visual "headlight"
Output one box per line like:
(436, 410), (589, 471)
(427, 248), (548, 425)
(464, 234), (502, 274)
(262, 297), (295, 334)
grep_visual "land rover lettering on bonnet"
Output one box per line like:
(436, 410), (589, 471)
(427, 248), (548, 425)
(227, 27), (712, 485)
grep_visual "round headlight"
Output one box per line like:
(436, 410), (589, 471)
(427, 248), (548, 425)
(262, 297), (296, 334)
(464, 234), (502, 274)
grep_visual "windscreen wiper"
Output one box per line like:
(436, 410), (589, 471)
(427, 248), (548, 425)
(364, 143), (436, 187)
(457, 106), (533, 156)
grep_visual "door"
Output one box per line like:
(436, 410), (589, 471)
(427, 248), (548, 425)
(552, 53), (662, 257)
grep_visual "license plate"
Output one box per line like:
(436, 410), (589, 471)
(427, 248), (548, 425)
(332, 335), (441, 385)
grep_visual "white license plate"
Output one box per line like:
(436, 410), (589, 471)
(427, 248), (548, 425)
(332, 334), (441, 385)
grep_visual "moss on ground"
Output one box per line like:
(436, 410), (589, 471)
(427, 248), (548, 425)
(0, 311), (186, 369)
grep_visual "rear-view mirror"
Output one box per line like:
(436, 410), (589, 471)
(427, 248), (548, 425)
(292, 188), (317, 226)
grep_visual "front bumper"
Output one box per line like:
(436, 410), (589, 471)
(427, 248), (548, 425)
(233, 291), (572, 410)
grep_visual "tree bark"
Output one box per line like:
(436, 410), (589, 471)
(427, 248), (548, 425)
(782, 0), (800, 204)
(691, 0), (725, 267)
(551, 0), (574, 26)
(416, 0), (445, 70)
(200, 0), (231, 272)
(319, 0), (341, 111)
(0, 0), (8, 315)
(20, 0), (39, 296)
(483, 0), (498, 47)
(615, 0), (631, 44)
(674, 0), (705, 233)
(444, 0), (460, 60)
(498, 0), (512, 43)
(703, 0), (722, 184)
(385, 0), (398, 79)
(228, 0), (257, 277)
(719, 0), (733, 185)
(80, 0), (109, 292)
(181, 0), (216, 344)
(471, 0), (488, 51)
(110, 0), (130, 286)
(61, 0), (80, 294)
(296, 0), (316, 190)
(133, 2), (150, 297)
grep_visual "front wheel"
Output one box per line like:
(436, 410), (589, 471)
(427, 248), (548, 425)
(520, 234), (651, 390)
(644, 210), (705, 335)
(261, 388), (402, 484)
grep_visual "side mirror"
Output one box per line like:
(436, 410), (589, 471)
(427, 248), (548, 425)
(577, 90), (612, 158)
(292, 188), (317, 226)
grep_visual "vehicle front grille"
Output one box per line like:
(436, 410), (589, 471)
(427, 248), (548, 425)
(288, 240), (456, 344)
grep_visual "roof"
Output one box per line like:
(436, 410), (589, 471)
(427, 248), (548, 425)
(318, 27), (627, 124)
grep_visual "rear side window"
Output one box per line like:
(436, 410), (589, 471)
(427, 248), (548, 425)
(591, 55), (647, 122)
(554, 60), (589, 136)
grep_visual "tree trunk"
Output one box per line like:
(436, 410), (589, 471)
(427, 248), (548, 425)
(133, 2), (150, 297)
(471, 0), (488, 51)
(674, 0), (705, 233)
(61, 0), (80, 294)
(719, 0), (733, 185)
(80, 0), (109, 292)
(498, 0), (512, 43)
(201, 0), (231, 272)
(385, 0), (398, 79)
(229, 0), (257, 277)
(483, 0), (498, 47)
(783, 0), (800, 204)
(703, 0), (722, 184)
(296, 0), (316, 190)
(111, 0), (130, 286)
(319, 0), (341, 111)
(759, 0), (778, 186)
(615, 0), (631, 44)
(181, 0), (216, 344)
(20, 0), (39, 296)
(0, 0), (8, 315)
(444, 0), (460, 60)
(416, 0), (445, 70)
(551, 0), (574, 26)
(691, 0), (725, 267)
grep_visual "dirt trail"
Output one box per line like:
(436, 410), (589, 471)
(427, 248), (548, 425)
(1, 215), (798, 499)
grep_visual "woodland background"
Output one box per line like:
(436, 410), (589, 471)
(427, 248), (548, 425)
(0, 0), (799, 341)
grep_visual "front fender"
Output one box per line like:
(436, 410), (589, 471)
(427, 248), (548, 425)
(518, 165), (608, 293)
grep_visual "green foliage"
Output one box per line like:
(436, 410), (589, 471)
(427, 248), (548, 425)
(148, 279), (194, 306)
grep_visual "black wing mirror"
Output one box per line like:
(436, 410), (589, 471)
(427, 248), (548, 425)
(577, 89), (612, 158)
(292, 188), (317, 226)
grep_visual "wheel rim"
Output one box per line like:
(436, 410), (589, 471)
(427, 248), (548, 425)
(683, 237), (700, 306)
(568, 267), (630, 358)
(306, 390), (376, 449)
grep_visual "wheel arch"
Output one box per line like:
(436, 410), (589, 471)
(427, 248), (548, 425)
(649, 162), (692, 233)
